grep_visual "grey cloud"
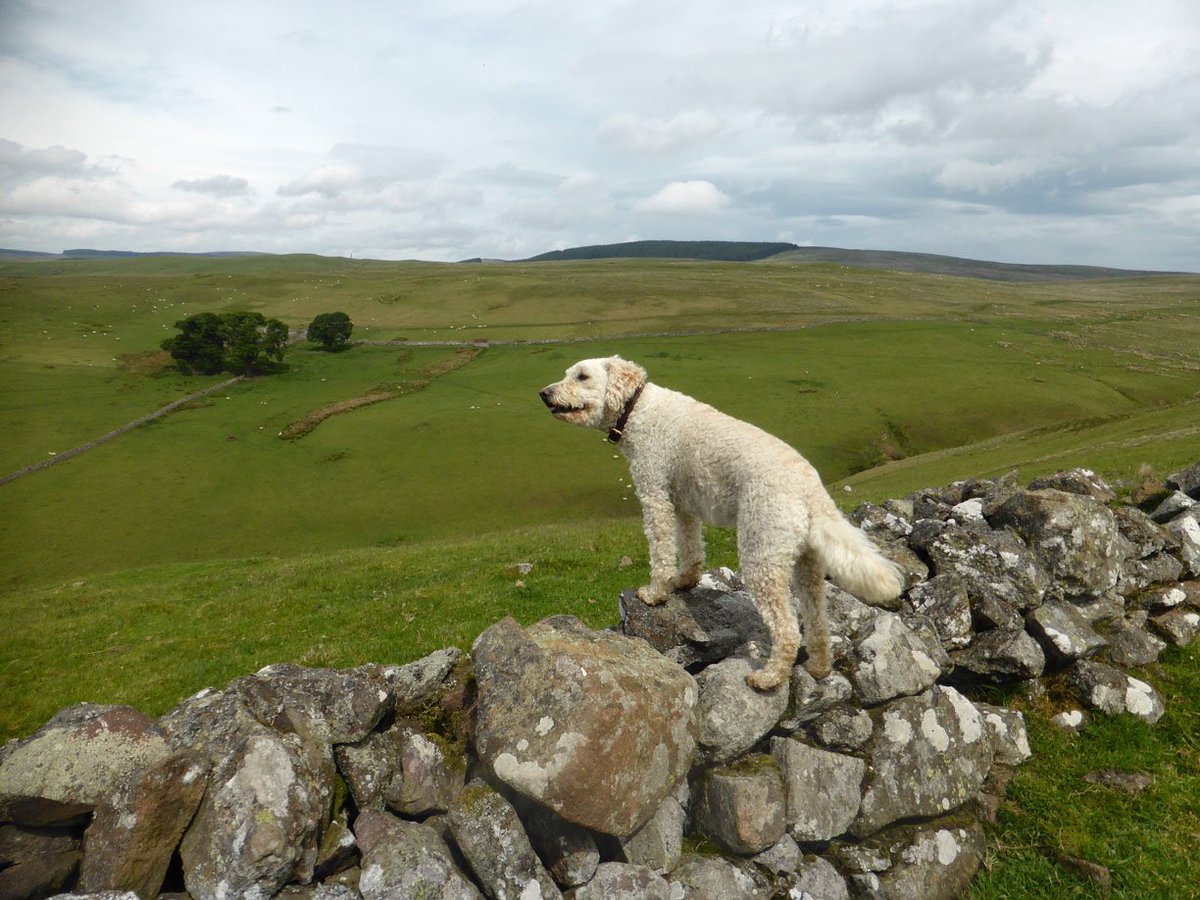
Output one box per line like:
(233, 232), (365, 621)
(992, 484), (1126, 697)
(172, 174), (251, 197)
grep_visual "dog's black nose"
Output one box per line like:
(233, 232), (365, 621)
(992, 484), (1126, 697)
(539, 388), (554, 407)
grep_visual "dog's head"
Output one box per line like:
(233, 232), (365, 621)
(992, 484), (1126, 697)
(539, 356), (647, 430)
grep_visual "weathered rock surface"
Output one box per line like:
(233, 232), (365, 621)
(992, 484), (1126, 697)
(695, 653), (788, 763)
(471, 615), (698, 837)
(354, 809), (481, 899)
(771, 737), (865, 842)
(1026, 599), (1108, 664)
(846, 613), (948, 704)
(619, 586), (769, 668)
(695, 755), (786, 855)
(567, 862), (670, 900)
(1066, 660), (1166, 724)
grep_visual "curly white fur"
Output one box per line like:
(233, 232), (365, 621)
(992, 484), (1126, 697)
(540, 355), (904, 691)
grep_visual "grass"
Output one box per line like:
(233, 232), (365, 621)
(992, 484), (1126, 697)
(1, 254), (1199, 893)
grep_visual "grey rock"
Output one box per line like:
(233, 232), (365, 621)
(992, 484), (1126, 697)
(471, 616), (698, 838)
(388, 647), (465, 713)
(666, 854), (769, 899)
(1119, 553), (1184, 595)
(1066, 660), (1165, 724)
(1151, 490), (1196, 523)
(0, 822), (80, 865)
(780, 669), (854, 731)
(1099, 613), (1167, 667)
(79, 752), (209, 899)
(1070, 591), (1126, 623)
(1163, 509), (1200, 576)
(846, 613), (948, 705)
(568, 862), (671, 899)
(974, 704), (1032, 766)
(520, 805), (599, 889)
(948, 627), (1045, 683)
(0, 848), (81, 899)
(806, 706), (874, 752)
(1113, 506), (1176, 559)
(903, 575), (973, 650)
(619, 586), (770, 669)
(393, 730), (467, 816)
(158, 687), (268, 765)
(180, 730), (334, 900)
(1050, 709), (1087, 733)
(1028, 468), (1115, 501)
(1167, 460), (1200, 498)
(923, 522), (1049, 611)
(852, 502), (914, 543)
(695, 654), (788, 763)
(874, 820), (986, 900)
(695, 755), (787, 856)
(988, 489), (1123, 600)
(771, 737), (865, 842)
(0, 705), (170, 827)
(793, 855), (850, 900)
(970, 594), (1023, 632)
(619, 781), (687, 874)
(1083, 769), (1154, 795)
(447, 779), (562, 900)
(1026, 600), (1108, 664)
(237, 663), (393, 744)
(334, 720), (408, 813)
(354, 809), (482, 900)
(1148, 606), (1200, 646)
(276, 885), (361, 899)
(752, 834), (801, 876)
(853, 687), (995, 837)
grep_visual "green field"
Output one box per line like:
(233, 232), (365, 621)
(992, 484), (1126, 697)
(2, 254), (1199, 896)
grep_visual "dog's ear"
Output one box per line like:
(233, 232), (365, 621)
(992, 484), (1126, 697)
(603, 357), (647, 414)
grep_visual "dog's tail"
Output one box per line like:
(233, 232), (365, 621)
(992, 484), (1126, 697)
(813, 512), (904, 608)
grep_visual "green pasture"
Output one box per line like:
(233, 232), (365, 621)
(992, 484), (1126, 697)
(2, 254), (1199, 896)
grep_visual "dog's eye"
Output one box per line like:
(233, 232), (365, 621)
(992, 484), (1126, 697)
(577, 373), (589, 381)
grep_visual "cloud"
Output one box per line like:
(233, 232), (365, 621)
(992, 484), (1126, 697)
(599, 110), (723, 153)
(634, 181), (731, 215)
(172, 174), (251, 197)
(277, 164), (362, 198)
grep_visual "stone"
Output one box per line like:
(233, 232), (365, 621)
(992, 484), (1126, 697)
(771, 737), (865, 842)
(852, 502), (914, 543)
(873, 820), (986, 900)
(179, 730), (334, 900)
(846, 613), (948, 705)
(354, 809), (482, 900)
(923, 522), (1049, 611)
(388, 647), (465, 713)
(948, 627), (1045, 683)
(806, 706), (874, 752)
(471, 616), (698, 837)
(695, 654), (788, 763)
(79, 752), (209, 899)
(695, 755), (787, 856)
(1083, 769), (1154, 795)
(1099, 613), (1167, 668)
(1151, 490), (1196, 523)
(447, 779), (562, 900)
(853, 687), (995, 838)
(969, 594), (1023, 632)
(666, 854), (769, 899)
(235, 663), (393, 745)
(393, 730), (467, 816)
(1026, 600), (1108, 664)
(793, 855), (850, 900)
(988, 489), (1124, 600)
(0, 848), (81, 900)
(568, 862), (671, 899)
(1166, 460), (1200, 498)
(1163, 509), (1200, 576)
(0, 823), (80, 865)
(619, 586), (770, 669)
(619, 782), (687, 874)
(334, 719), (408, 812)
(781, 669), (853, 730)
(974, 704), (1032, 766)
(520, 805), (600, 889)
(1114, 506), (1176, 559)
(276, 886), (359, 899)
(1028, 469), (1115, 501)
(1066, 660), (1165, 724)
(1148, 607), (1200, 646)
(903, 575), (973, 650)
(158, 687), (267, 765)
(752, 834), (801, 876)
(1050, 709), (1087, 733)
(1120, 553), (1185, 595)
(0, 705), (170, 827)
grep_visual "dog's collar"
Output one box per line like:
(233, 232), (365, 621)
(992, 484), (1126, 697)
(606, 383), (645, 444)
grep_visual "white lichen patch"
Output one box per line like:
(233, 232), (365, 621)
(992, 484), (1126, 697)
(535, 716), (555, 736)
(936, 829), (961, 865)
(1124, 677), (1157, 716)
(882, 712), (913, 745)
(920, 708), (951, 752)
(944, 688), (983, 744)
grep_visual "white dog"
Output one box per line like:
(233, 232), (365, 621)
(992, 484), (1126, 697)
(540, 355), (903, 691)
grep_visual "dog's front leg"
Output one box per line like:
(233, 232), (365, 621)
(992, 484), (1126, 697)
(636, 491), (679, 606)
(674, 510), (705, 591)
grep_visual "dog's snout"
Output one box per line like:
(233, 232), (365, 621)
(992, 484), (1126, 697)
(539, 386), (554, 407)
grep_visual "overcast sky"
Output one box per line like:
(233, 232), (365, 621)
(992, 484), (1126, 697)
(2, 0), (1198, 269)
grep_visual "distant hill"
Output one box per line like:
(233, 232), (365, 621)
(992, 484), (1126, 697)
(0, 248), (270, 261)
(523, 240), (797, 264)
(522, 240), (1188, 282)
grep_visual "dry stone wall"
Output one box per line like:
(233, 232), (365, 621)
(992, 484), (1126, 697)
(2, 462), (1199, 900)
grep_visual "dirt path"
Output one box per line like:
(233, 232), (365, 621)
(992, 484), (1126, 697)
(0, 375), (246, 487)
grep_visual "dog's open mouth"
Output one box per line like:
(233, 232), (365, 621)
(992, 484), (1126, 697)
(549, 404), (584, 416)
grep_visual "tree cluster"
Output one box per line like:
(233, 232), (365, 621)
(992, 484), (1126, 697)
(306, 311), (354, 350)
(161, 311), (289, 375)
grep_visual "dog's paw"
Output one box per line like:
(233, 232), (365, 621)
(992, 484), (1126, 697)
(671, 570), (702, 592)
(636, 583), (670, 606)
(745, 667), (788, 692)
(802, 657), (833, 681)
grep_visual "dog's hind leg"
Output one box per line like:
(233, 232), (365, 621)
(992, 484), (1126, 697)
(675, 510), (705, 590)
(744, 564), (800, 692)
(794, 551), (831, 679)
